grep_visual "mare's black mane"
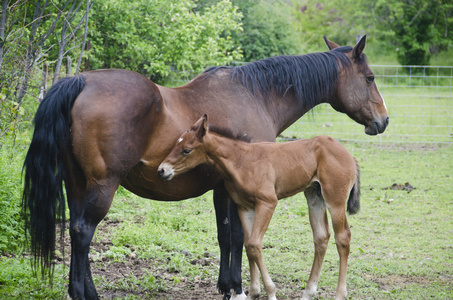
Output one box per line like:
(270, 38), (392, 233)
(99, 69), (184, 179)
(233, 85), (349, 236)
(205, 46), (356, 110)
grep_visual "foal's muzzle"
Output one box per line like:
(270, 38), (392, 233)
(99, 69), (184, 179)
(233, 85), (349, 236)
(158, 163), (175, 181)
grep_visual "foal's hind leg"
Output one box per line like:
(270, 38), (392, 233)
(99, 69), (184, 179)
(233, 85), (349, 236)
(67, 178), (119, 299)
(302, 186), (331, 300)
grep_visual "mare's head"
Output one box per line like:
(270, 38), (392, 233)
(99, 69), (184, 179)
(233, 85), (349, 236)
(326, 35), (389, 135)
(158, 115), (210, 181)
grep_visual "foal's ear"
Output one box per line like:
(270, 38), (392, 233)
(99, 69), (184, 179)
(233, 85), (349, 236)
(353, 35), (367, 59)
(196, 114), (209, 140)
(323, 36), (340, 50)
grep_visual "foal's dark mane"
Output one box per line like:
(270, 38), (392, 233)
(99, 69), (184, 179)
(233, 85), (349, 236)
(208, 125), (252, 143)
(205, 46), (358, 110)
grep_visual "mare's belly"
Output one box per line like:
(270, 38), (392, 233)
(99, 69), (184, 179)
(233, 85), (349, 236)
(121, 163), (221, 201)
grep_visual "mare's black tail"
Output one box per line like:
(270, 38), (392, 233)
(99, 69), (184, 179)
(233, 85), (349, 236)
(22, 75), (85, 278)
(347, 159), (361, 215)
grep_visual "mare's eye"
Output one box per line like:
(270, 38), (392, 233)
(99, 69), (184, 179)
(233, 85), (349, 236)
(366, 76), (375, 83)
(182, 149), (192, 155)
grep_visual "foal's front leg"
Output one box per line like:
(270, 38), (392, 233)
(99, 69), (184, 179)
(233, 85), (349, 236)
(238, 209), (260, 299)
(239, 203), (277, 300)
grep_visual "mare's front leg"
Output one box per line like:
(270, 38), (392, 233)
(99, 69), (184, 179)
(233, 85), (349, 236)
(302, 186), (331, 300)
(67, 178), (118, 300)
(239, 202), (277, 300)
(214, 185), (245, 300)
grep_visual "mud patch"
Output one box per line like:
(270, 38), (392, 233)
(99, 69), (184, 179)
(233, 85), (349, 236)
(382, 182), (416, 193)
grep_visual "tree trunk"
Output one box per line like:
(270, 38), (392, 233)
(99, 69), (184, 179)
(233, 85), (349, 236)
(53, 0), (83, 83)
(76, 0), (92, 74)
(0, 0), (8, 69)
(17, 0), (46, 104)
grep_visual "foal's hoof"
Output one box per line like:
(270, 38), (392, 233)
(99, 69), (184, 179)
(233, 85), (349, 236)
(231, 291), (247, 300)
(301, 289), (316, 300)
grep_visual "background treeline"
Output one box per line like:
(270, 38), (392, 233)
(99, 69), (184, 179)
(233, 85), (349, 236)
(0, 0), (452, 254)
(1, 0), (452, 120)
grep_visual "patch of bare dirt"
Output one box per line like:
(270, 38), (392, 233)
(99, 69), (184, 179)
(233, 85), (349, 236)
(382, 182), (416, 193)
(55, 217), (444, 299)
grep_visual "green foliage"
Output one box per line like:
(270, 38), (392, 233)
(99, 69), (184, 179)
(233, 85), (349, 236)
(230, 0), (301, 61)
(0, 141), (27, 254)
(294, 0), (453, 66)
(369, 0), (453, 66)
(0, 258), (67, 299)
(88, 0), (242, 83)
(294, 0), (361, 52)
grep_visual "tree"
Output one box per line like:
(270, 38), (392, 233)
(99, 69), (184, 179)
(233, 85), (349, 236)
(294, 0), (453, 66)
(88, 0), (242, 83)
(0, 0), (7, 69)
(230, 0), (301, 61)
(370, 0), (453, 66)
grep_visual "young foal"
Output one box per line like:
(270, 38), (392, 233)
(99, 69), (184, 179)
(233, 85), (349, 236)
(152, 115), (360, 300)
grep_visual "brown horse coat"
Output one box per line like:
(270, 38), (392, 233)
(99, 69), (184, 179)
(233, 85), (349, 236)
(157, 115), (360, 300)
(23, 36), (381, 300)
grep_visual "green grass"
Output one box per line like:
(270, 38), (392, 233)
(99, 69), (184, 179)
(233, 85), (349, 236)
(1, 143), (451, 299)
(0, 73), (452, 298)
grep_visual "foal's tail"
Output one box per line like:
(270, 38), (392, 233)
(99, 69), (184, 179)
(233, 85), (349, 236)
(22, 75), (85, 279)
(347, 159), (361, 215)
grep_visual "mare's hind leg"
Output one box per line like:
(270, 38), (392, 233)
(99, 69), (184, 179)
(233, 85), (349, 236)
(214, 185), (245, 300)
(302, 185), (331, 300)
(67, 178), (119, 300)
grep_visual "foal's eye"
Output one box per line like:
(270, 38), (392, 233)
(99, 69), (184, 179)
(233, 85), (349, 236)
(182, 149), (192, 155)
(366, 76), (375, 83)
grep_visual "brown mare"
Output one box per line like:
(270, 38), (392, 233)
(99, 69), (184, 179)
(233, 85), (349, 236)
(156, 114), (361, 300)
(22, 36), (387, 300)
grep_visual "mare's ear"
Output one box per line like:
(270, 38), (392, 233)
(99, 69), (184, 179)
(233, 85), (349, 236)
(323, 36), (340, 50)
(196, 114), (208, 140)
(353, 35), (367, 59)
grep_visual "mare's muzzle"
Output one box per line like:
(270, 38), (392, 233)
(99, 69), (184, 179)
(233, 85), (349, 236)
(365, 117), (389, 135)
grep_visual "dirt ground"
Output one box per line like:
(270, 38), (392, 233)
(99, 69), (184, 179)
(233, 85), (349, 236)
(58, 218), (234, 300)
(57, 210), (442, 300)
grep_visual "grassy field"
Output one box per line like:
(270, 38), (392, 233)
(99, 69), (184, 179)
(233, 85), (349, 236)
(0, 77), (452, 298)
(0, 141), (452, 299)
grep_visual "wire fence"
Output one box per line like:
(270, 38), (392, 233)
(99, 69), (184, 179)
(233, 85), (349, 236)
(170, 65), (453, 148)
(280, 65), (453, 148)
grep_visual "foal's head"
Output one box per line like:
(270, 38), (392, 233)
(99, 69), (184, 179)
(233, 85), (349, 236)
(326, 35), (389, 135)
(158, 115), (210, 181)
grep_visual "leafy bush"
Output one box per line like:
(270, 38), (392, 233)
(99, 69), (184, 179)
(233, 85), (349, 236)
(88, 0), (243, 83)
(0, 141), (26, 254)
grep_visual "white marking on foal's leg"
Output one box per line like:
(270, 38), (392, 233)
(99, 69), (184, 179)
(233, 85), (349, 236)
(301, 284), (317, 300)
(231, 291), (247, 300)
